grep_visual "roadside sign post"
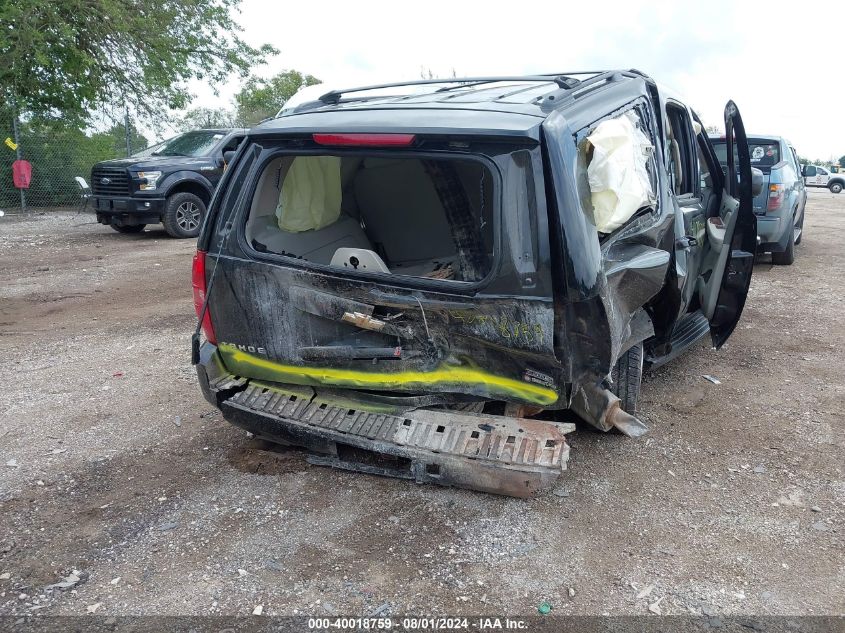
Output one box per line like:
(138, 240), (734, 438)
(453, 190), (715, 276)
(11, 104), (27, 213)
(124, 104), (132, 157)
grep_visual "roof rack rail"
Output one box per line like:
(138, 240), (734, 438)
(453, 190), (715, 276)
(317, 73), (609, 105)
(535, 69), (650, 111)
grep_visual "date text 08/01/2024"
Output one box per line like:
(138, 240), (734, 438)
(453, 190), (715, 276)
(307, 617), (529, 630)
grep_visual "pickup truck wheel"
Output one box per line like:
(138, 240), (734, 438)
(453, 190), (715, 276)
(110, 224), (145, 234)
(163, 192), (206, 238)
(772, 223), (795, 265)
(610, 342), (643, 414)
(829, 182), (843, 194)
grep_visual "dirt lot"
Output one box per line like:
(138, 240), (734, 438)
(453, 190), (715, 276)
(0, 193), (843, 618)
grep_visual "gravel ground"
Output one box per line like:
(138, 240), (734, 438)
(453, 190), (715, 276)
(0, 193), (843, 618)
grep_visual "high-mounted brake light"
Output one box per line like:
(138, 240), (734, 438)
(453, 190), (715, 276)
(192, 250), (217, 345)
(312, 133), (416, 147)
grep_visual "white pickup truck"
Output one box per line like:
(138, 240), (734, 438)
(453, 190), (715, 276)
(803, 165), (844, 193)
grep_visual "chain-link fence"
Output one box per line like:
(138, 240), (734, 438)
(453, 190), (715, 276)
(1, 109), (148, 214)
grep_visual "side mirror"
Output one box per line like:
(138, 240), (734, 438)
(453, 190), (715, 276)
(751, 167), (764, 197)
(801, 165), (809, 177)
(223, 150), (237, 165)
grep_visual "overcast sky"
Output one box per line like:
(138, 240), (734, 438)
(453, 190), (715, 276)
(175, 0), (841, 161)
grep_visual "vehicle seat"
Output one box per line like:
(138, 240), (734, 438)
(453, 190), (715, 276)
(250, 213), (372, 263)
(666, 119), (684, 193)
(352, 158), (455, 264)
(246, 155), (373, 264)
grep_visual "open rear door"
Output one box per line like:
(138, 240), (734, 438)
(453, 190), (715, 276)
(698, 101), (757, 348)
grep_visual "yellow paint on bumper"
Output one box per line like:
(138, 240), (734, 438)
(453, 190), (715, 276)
(217, 344), (558, 405)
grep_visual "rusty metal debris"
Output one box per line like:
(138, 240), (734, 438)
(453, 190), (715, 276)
(570, 381), (648, 437)
(221, 381), (574, 497)
(341, 310), (386, 332)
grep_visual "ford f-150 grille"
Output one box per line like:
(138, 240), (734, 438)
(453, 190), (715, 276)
(91, 167), (130, 196)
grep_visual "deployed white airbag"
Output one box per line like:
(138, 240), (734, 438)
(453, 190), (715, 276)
(586, 111), (655, 233)
(276, 156), (342, 232)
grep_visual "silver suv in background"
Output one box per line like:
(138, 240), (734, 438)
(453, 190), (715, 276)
(711, 135), (806, 265)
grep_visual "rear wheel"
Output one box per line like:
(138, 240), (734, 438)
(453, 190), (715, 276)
(772, 222), (795, 265)
(610, 342), (643, 413)
(110, 224), (145, 234)
(163, 192), (206, 238)
(830, 182), (843, 194)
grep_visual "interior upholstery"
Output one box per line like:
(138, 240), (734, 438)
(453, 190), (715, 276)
(245, 154), (493, 281)
(250, 213), (372, 262)
(352, 158), (455, 263)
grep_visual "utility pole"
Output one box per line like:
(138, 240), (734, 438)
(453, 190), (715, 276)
(11, 100), (26, 213)
(124, 104), (132, 157)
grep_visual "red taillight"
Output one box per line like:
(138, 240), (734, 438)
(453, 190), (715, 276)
(767, 183), (785, 212)
(312, 133), (416, 147)
(191, 250), (217, 345)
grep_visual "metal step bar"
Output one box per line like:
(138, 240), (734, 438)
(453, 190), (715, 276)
(646, 310), (711, 370)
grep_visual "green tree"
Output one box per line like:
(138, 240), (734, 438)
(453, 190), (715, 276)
(176, 107), (237, 132)
(84, 123), (150, 157)
(0, 0), (277, 125)
(235, 70), (321, 126)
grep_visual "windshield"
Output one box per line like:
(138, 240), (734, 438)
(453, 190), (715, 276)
(137, 131), (226, 158)
(712, 138), (781, 174)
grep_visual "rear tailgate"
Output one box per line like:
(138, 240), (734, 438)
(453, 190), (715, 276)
(203, 131), (563, 408)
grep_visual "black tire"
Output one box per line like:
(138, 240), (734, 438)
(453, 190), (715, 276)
(794, 210), (805, 246)
(771, 223), (795, 265)
(110, 224), (145, 234)
(829, 182), (843, 194)
(610, 342), (643, 413)
(163, 192), (206, 238)
(448, 402), (485, 413)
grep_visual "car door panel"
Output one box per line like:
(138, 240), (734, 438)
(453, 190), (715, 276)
(696, 101), (756, 347)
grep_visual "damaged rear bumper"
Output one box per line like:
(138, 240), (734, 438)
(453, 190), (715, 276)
(197, 345), (574, 497)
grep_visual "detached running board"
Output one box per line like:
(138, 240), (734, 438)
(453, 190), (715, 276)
(219, 380), (574, 497)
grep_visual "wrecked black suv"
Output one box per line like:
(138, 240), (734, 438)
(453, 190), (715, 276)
(192, 71), (757, 497)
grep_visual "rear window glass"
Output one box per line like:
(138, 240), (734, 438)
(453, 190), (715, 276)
(244, 154), (494, 283)
(712, 139), (781, 173)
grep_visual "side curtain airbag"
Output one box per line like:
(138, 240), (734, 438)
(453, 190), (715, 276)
(276, 156), (342, 232)
(586, 112), (655, 234)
